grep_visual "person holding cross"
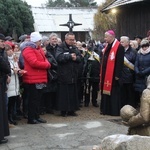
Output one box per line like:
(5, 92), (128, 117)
(100, 30), (124, 116)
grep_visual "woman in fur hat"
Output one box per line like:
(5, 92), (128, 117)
(134, 39), (150, 107)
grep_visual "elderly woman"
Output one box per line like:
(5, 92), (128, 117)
(134, 39), (150, 107)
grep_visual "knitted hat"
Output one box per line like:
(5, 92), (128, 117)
(0, 33), (5, 40)
(5, 41), (15, 50)
(30, 32), (42, 42)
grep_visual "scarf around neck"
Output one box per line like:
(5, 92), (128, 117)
(139, 46), (150, 55)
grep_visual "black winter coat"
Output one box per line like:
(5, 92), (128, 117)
(0, 53), (11, 140)
(121, 46), (137, 83)
(55, 42), (81, 84)
(46, 44), (58, 58)
(134, 50), (150, 92)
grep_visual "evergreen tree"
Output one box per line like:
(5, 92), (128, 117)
(46, 0), (72, 7)
(0, 0), (34, 39)
(69, 0), (97, 7)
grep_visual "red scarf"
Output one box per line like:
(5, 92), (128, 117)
(101, 39), (120, 95)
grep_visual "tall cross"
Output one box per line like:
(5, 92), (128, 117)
(59, 14), (82, 32)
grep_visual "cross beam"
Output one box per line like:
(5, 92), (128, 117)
(59, 14), (82, 32)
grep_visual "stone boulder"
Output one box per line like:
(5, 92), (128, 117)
(100, 134), (150, 150)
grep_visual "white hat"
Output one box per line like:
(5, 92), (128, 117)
(30, 32), (42, 42)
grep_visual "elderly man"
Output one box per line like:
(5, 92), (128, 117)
(55, 32), (81, 117)
(120, 36), (137, 107)
(100, 30), (124, 116)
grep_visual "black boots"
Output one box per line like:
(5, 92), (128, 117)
(8, 114), (17, 125)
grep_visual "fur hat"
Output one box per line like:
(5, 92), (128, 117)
(30, 32), (42, 43)
(140, 39), (149, 47)
(0, 33), (5, 40)
(120, 105), (138, 122)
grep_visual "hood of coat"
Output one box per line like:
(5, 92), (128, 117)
(20, 41), (36, 51)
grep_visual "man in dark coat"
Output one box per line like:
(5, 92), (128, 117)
(0, 33), (11, 144)
(55, 32), (81, 117)
(100, 30), (124, 116)
(120, 36), (137, 107)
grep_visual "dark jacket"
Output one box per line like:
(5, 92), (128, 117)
(121, 46), (137, 83)
(77, 49), (85, 80)
(0, 50), (11, 140)
(134, 49), (150, 92)
(0, 49), (11, 83)
(45, 51), (58, 92)
(46, 43), (58, 58)
(84, 50), (100, 82)
(55, 42), (81, 84)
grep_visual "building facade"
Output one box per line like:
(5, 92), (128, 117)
(31, 7), (98, 42)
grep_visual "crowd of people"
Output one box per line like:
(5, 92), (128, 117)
(0, 29), (150, 144)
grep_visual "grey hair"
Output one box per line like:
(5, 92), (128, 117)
(49, 33), (58, 39)
(120, 36), (130, 42)
(65, 32), (75, 39)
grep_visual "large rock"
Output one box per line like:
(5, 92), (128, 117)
(100, 134), (150, 150)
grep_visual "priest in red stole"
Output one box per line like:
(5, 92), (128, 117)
(100, 30), (124, 116)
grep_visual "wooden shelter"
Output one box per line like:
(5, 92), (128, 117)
(101, 0), (150, 39)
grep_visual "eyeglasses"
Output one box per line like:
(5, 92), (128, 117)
(67, 39), (75, 41)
